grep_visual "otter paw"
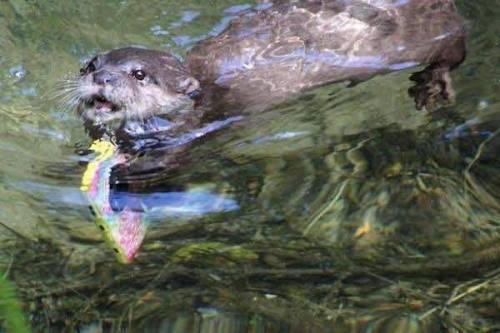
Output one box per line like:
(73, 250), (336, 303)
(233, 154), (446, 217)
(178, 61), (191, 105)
(408, 68), (456, 111)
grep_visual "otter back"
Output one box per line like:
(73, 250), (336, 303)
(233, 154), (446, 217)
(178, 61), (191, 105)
(187, 0), (465, 112)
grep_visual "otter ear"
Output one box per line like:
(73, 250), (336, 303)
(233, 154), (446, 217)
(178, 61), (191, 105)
(176, 77), (200, 97)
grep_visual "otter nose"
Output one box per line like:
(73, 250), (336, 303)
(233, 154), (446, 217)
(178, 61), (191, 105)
(93, 70), (116, 85)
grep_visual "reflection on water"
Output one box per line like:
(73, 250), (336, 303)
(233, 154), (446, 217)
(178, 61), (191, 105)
(110, 191), (239, 217)
(0, 0), (499, 332)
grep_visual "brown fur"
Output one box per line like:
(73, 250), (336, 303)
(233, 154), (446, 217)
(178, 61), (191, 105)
(187, 0), (465, 114)
(77, 0), (466, 130)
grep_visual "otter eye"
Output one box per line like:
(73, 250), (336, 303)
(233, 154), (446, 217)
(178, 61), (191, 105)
(132, 70), (146, 81)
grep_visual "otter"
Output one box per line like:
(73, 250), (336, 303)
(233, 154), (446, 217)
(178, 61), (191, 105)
(74, 0), (466, 261)
(76, 0), (466, 133)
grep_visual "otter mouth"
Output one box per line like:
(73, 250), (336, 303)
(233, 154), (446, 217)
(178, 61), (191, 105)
(87, 94), (120, 114)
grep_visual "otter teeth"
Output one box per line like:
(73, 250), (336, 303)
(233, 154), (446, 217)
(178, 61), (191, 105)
(92, 96), (118, 113)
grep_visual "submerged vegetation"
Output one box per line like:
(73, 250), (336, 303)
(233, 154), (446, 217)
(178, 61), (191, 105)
(7, 230), (500, 332)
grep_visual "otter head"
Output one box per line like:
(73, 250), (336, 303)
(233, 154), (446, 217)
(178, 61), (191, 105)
(77, 47), (200, 124)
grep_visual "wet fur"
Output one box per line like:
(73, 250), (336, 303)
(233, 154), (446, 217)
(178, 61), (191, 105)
(75, 0), (465, 129)
(187, 0), (466, 113)
(77, 49), (199, 124)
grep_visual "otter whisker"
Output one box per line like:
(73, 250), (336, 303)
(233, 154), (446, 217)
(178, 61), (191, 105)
(54, 80), (79, 87)
(48, 87), (81, 110)
(47, 88), (78, 100)
(47, 85), (78, 99)
(52, 79), (80, 92)
(44, 78), (80, 102)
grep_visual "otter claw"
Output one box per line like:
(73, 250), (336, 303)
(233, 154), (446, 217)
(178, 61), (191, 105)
(408, 67), (456, 111)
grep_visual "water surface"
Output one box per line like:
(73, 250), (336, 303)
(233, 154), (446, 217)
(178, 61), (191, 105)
(0, 0), (499, 332)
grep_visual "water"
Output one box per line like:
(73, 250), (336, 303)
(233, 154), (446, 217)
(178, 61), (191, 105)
(0, 1), (499, 332)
